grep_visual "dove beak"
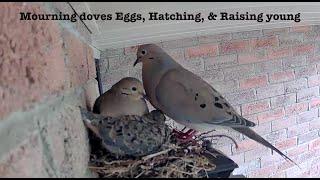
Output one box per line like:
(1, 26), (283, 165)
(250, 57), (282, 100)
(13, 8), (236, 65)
(133, 58), (141, 67)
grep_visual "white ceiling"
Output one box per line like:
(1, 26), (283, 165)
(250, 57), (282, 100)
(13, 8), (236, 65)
(70, 2), (320, 50)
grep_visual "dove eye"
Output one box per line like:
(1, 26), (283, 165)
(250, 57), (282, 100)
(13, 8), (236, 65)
(141, 50), (147, 55)
(132, 87), (137, 91)
(200, 104), (206, 108)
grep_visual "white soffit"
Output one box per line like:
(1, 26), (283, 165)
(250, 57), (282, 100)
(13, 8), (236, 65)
(72, 2), (320, 50)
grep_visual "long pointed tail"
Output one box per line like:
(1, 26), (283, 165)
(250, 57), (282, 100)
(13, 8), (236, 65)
(232, 127), (301, 169)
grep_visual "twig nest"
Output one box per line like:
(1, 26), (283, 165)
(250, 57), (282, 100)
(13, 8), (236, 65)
(84, 109), (238, 178)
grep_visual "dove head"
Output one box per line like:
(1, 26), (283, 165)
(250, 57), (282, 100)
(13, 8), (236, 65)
(111, 77), (146, 100)
(133, 44), (165, 66)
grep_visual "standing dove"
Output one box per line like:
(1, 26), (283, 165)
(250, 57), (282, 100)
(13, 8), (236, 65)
(81, 108), (171, 157)
(93, 77), (149, 118)
(133, 43), (298, 166)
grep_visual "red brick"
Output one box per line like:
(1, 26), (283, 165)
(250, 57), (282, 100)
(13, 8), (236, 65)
(63, 30), (91, 88)
(198, 33), (232, 44)
(317, 64), (320, 73)
(233, 159), (261, 174)
(83, 79), (100, 112)
(283, 55), (307, 69)
(196, 69), (223, 83)
(239, 75), (268, 90)
(124, 45), (138, 55)
(167, 48), (185, 62)
(307, 55), (320, 65)
(296, 109), (318, 124)
(231, 139), (259, 154)
(211, 80), (239, 94)
(270, 171), (286, 178)
(229, 153), (245, 165)
(292, 44), (315, 56)
(263, 27), (289, 36)
(310, 97), (320, 109)
(162, 37), (198, 49)
(266, 47), (291, 60)
(287, 122), (309, 138)
(275, 137), (297, 150)
(103, 47), (123, 57)
(269, 70), (295, 83)
(297, 87), (319, 102)
(260, 153), (284, 168)
(219, 40), (250, 54)
(308, 74), (320, 87)
(286, 165), (311, 178)
(257, 107), (285, 124)
(276, 159), (296, 172)
(244, 146), (270, 162)
(223, 64), (255, 80)
(0, 3), (66, 119)
(291, 25), (312, 33)
(86, 45), (96, 79)
(294, 65), (317, 79)
(185, 44), (218, 59)
(204, 54), (237, 70)
(252, 121), (272, 135)
(310, 161), (320, 177)
(284, 78), (308, 93)
(256, 83), (284, 100)
(0, 133), (46, 177)
(278, 34), (304, 47)
(241, 99), (270, 115)
(298, 130), (319, 144)
(309, 118), (320, 131)
(238, 50), (267, 64)
(295, 149), (320, 165)
(224, 89), (256, 105)
(248, 164), (276, 178)
(271, 116), (296, 131)
(305, 31), (320, 42)
(285, 102), (309, 116)
(263, 129), (287, 143)
(286, 144), (308, 157)
(270, 93), (296, 108)
(250, 36), (278, 49)
(309, 138), (320, 150)
(232, 30), (261, 39)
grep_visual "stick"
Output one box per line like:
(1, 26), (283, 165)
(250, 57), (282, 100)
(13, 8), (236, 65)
(199, 134), (239, 148)
(142, 148), (173, 161)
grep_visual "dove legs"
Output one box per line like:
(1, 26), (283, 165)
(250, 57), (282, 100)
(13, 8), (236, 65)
(172, 128), (197, 141)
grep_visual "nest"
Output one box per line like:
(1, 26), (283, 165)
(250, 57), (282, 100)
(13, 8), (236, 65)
(87, 129), (238, 178)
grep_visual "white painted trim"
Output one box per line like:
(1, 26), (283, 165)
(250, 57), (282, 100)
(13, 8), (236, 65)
(84, 3), (320, 50)
(90, 45), (101, 59)
(69, 2), (100, 34)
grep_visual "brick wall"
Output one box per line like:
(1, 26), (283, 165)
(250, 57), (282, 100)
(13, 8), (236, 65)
(0, 2), (98, 177)
(99, 24), (320, 177)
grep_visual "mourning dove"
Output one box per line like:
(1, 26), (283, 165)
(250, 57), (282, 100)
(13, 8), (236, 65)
(93, 77), (149, 118)
(81, 108), (171, 157)
(133, 44), (298, 166)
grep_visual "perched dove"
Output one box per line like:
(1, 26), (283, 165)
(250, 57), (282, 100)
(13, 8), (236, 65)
(133, 44), (298, 166)
(81, 108), (171, 157)
(93, 77), (149, 118)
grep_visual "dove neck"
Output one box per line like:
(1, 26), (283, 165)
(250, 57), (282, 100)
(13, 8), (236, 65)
(145, 54), (181, 71)
(142, 55), (180, 108)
